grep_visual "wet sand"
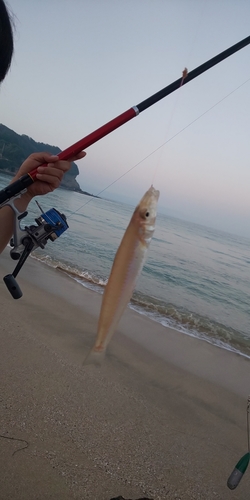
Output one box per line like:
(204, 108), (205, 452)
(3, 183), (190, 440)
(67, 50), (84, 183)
(0, 248), (250, 500)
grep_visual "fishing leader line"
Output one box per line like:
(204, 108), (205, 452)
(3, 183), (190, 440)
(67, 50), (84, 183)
(67, 76), (250, 219)
(151, 67), (188, 186)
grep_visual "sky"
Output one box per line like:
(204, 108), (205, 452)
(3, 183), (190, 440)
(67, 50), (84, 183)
(1, 0), (250, 237)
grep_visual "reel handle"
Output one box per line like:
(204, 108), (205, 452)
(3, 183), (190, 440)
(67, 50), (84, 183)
(3, 275), (23, 299)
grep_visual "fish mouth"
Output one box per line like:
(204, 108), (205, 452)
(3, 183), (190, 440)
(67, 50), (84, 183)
(139, 185), (160, 209)
(148, 184), (160, 200)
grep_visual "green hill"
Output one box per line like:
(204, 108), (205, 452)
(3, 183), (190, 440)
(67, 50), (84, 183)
(0, 124), (86, 193)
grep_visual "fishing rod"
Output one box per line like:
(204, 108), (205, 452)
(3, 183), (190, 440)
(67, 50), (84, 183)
(0, 34), (249, 207)
(1, 35), (250, 299)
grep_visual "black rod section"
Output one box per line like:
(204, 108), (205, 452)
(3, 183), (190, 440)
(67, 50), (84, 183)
(137, 35), (250, 112)
(0, 174), (34, 206)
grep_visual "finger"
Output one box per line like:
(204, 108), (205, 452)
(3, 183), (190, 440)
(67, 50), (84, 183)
(36, 151), (86, 168)
(36, 173), (62, 188)
(37, 164), (66, 176)
(40, 161), (73, 173)
(66, 151), (87, 162)
(36, 165), (64, 181)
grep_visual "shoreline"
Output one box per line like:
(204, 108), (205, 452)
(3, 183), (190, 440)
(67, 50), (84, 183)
(30, 249), (250, 362)
(0, 248), (250, 499)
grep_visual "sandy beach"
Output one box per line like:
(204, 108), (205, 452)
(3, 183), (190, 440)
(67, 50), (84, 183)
(0, 248), (250, 500)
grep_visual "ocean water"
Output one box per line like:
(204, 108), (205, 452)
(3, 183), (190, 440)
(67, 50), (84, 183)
(1, 172), (250, 358)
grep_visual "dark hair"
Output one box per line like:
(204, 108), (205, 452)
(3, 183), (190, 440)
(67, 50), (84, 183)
(0, 0), (14, 82)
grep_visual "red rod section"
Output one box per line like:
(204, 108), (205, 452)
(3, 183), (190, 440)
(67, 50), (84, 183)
(29, 107), (138, 180)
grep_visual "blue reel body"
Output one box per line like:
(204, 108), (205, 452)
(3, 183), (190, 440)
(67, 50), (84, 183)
(42, 208), (69, 238)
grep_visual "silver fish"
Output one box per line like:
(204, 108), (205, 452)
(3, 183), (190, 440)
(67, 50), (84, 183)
(85, 185), (160, 364)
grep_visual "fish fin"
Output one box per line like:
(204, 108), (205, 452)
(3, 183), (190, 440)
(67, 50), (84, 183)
(83, 347), (106, 366)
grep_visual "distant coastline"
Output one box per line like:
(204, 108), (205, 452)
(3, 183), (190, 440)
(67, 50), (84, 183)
(0, 123), (99, 198)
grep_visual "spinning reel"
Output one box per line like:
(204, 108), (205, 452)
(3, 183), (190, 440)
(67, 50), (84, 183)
(1, 193), (68, 299)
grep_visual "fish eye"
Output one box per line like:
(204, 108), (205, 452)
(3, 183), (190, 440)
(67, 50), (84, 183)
(145, 211), (150, 217)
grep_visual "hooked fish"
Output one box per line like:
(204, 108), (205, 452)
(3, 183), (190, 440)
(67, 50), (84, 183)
(84, 185), (160, 364)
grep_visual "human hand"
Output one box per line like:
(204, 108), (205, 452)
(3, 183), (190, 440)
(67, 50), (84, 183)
(12, 151), (86, 209)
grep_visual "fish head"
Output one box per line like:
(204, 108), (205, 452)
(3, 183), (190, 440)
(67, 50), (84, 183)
(134, 185), (160, 243)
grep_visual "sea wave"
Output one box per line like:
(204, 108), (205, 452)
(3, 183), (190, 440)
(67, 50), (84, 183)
(131, 292), (250, 359)
(30, 252), (250, 359)
(31, 253), (107, 288)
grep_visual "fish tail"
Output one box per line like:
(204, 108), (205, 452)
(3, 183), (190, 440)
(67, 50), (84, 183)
(83, 347), (106, 366)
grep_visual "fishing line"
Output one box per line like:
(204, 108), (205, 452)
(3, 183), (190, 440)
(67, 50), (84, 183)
(67, 76), (250, 219)
(151, 67), (188, 186)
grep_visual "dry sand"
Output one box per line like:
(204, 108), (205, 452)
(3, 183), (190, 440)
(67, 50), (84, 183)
(0, 248), (250, 500)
